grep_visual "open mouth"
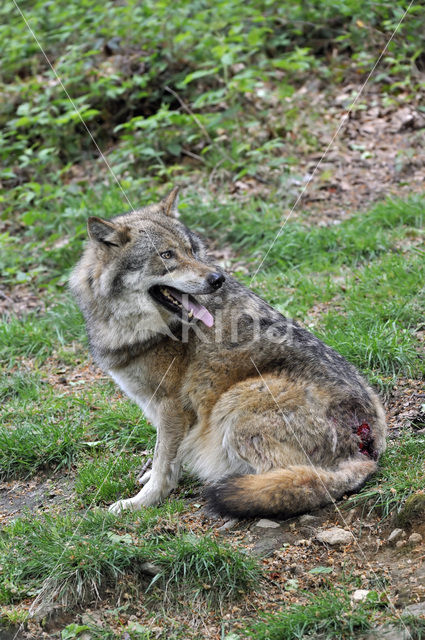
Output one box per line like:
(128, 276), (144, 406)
(149, 285), (214, 327)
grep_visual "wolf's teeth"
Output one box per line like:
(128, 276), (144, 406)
(159, 287), (184, 309)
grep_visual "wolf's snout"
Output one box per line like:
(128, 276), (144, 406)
(207, 272), (225, 290)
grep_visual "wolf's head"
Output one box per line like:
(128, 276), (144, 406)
(70, 188), (225, 336)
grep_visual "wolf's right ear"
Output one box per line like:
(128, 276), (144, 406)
(87, 216), (130, 247)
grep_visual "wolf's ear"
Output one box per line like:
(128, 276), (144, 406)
(87, 216), (130, 247)
(160, 186), (180, 217)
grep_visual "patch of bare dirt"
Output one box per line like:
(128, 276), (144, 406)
(0, 285), (45, 317)
(220, 81), (425, 227)
(0, 474), (74, 524)
(385, 378), (425, 435)
(10, 499), (425, 639)
(42, 350), (107, 393)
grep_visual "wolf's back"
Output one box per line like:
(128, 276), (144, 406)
(205, 458), (376, 519)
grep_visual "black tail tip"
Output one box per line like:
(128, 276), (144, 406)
(203, 482), (235, 518)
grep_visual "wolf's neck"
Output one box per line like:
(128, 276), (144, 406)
(86, 307), (178, 370)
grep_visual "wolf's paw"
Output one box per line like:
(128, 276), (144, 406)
(108, 483), (164, 514)
(108, 498), (137, 515)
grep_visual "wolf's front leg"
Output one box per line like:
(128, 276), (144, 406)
(109, 403), (185, 514)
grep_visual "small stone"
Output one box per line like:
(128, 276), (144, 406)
(316, 527), (354, 545)
(294, 538), (311, 546)
(298, 514), (318, 525)
(352, 589), (370, 603)
(408, 532), (423, 545)
(396, 540), (407, 549)
(403, 601), (425, 617)
(217, 518), (238, 531)
(379, 624), (410, 640)
(139, 561), (161, 576)
(387, 528), (405, 544)
(255, 518), (280, 529)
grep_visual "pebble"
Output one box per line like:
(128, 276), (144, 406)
(316, 527), (354, 545)
(352, 589), (370, 602)
(139, 561), (161, 576)
(396, 540), (407, 549)
(404, 601), (425, 616)
(298, 514), (318, 525)
(255, 518), (281, 529)
(294, 538), (311, 546)
(217, 518), (238, 531)
(408, 532), (423, 545)
(387, 528), (405, 544)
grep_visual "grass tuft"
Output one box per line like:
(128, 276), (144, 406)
(0, 370), (42, 402)
(0, 415), (85, 480)
(319, 316), (421, 379)
(0, 509), (260, 609)
(152, 533), (261, 605)
(347, 431), (425, 520)
(241, 588), (374, 639)
(0, 297), (85, 366)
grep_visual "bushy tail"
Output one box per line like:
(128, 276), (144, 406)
(205, 458), (376, 519)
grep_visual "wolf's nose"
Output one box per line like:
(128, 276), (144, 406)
(207, 272), (225, 290)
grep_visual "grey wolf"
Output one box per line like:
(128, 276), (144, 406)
(70, 187), (386, 518)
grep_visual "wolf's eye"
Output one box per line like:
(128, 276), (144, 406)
(160, 250), (174, 259)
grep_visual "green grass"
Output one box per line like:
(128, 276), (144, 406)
(75, 453), (142, 506)
(400, 614), (425, 640)
(0, 370), (42, 402)
(318, 316), (421, 380)
(88, 399), (156, 452)
(151, 533), (261, 605)
(0, 384), (153, 480)
(347, 431), (425, 520)
(0, 508), (260, 609)
(0, 297), (85, 365)
(0, 396), (87, 480)
(187, 194), (425, 273)
(241, 588), (374, 639)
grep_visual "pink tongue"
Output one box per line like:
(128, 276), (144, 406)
(172, 291), (214, 327)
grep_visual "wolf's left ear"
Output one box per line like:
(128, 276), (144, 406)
(160, 186), (180, 217)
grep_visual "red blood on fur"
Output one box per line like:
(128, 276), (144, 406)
(357, 422), (373, 457)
